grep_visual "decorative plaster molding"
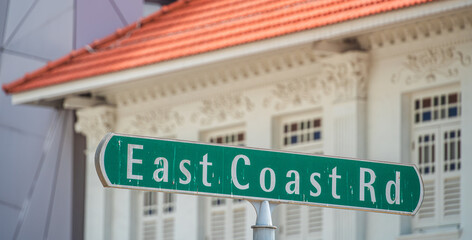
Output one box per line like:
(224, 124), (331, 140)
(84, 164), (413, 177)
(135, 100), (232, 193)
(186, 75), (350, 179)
(326, 53), (369, 103)
(391, 46), (471, 84)
(121, 108), (184, 136)
(358, 10), (472, 50)
(110, 45), (333, 108)
(75, 105), (116, 150)
(263, 75), (326, 110)
(191, 93), (255, 126)
(264, 52), (369, 110)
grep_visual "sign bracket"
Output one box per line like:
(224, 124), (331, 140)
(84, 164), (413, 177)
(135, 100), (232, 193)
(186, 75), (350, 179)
(250, 200), (278, 240)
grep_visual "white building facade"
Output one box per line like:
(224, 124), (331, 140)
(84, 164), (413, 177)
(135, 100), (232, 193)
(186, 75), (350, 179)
(5, 1), (472, 240)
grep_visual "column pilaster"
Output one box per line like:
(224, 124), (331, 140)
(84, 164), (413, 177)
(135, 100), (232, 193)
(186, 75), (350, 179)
(75, 105), (119, 240)
(328, 52), (369, 240)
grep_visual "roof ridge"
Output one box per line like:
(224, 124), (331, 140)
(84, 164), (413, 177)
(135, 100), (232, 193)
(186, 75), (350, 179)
(2, 0), (191, 94)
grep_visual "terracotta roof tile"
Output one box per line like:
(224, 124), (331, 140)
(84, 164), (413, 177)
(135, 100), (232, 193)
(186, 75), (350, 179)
(3, 0), (432, 94)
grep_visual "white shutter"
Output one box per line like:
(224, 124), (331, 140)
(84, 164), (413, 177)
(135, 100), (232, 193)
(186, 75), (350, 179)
(202, 126), (251, 240)
(210, 211), (225, 240)
(411, 89), (461, 230)
(141, 192), (159, 240)
(417, 180), (436, 221)
(285, 205), (301, 238)
(413, 130), (439, 228)
(276, 111), (324, 240)
(443, 177), (460, 217)
(308, 207), (323, 235)
(281, 205), (323, 240)
(142, 220), (157, 240)
(138, 192), (176, 240)
(232, 208), (246, 240)
(440, 127), (461, 225)
(163, 218), (174, 240)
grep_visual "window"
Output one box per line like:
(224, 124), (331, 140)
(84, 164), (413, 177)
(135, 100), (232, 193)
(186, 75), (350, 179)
(275, 111), (324, 240)
(411, 88), (461, 230)
(138, 192), (176, 240)
(276, 112), (323, 150)
(207, 130), (245, 146)
(200, 125), (250, 240)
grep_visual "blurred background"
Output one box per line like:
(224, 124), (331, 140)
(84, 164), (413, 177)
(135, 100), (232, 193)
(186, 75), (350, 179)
(0, 1), (167, 239)
(1, 0), (471, 240)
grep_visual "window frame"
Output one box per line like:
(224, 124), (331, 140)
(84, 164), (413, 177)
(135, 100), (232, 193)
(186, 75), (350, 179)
(200, 124), (251, 240)
(410, 86), (462, 231)
(274, 110), (324, 240)
(137, 191), (176, 240)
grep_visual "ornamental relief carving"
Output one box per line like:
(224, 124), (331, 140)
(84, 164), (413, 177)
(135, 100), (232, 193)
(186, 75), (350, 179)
(263, 53), (368, 110)
(191, 93), (254, 125)
(75, 106), (115, 149)
(323, 54), (368, 103)
(121, 108), (184, 136)
(391, 46), (471, 84)
(262, 75), (326, 110)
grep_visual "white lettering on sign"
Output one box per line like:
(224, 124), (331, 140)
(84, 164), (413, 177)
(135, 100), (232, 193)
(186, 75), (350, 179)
(329, 167), (341, 199)
(360, 168), (376, 203)
(127, 144), (143, 180)
(386, 171), (401, 204)
(153, 157), (168, 182)
(310, 173), (322, 197)
(231, 154), (250, 190)
(123, 146), (409, 206)
(200, 154), (212, 187)
(179, 160), (191, 184)
(286, 170), (300, 195)
(260, 168), (275, 192)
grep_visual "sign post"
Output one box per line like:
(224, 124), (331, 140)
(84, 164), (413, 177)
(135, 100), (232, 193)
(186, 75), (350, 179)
(250, 201), (277, 240)
(96, 133), (424, 238)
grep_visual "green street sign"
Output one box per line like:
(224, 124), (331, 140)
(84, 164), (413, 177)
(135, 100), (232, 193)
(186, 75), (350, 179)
(96, 133), (423, 215)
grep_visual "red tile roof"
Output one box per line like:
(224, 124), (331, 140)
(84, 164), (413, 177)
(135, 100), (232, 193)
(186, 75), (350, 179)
(3, 0), (431, 94)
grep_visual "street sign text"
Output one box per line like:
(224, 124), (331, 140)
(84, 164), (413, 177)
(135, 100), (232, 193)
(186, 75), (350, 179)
(96, 133), (423, 215)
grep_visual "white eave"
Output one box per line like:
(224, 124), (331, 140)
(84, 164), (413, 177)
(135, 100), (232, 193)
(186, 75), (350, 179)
(11, 0), (472, 106)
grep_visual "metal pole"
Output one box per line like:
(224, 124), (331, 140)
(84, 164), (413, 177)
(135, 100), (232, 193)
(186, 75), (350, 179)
(250, 201), (277, 240)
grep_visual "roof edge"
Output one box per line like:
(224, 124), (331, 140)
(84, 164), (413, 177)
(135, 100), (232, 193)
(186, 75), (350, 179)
(2, 0), (191, 94)
(9, 0), (472, 105)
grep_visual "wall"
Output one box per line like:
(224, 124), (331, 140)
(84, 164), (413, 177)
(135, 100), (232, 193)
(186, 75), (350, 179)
(0, 0), (142, 239)
(364, 16), (471, 240)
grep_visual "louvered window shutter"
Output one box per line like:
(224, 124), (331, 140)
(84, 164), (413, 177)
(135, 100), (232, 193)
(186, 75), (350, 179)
(210, 211), (225, 239)
(138, 192), (176, 240)
(440, 127), (461, 224)
(277, 111), (324, 240)
(202, 126), (251, 240)
(285, 205), (301, 239)
(413, 131), (438, 225)
(411, 90), (461, 230)
(142, 192), (158, 240)
(142, 220), (157, 240)
(233, 207), (246, 240)
(163, 218), (174, 240)
(308, 207), (323, 235)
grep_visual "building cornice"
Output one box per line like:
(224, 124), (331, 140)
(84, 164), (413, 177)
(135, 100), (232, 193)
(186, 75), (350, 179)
(113, 51), (369, 136)
(108, 44), (335, 109)
(358, 9), (472, 51)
